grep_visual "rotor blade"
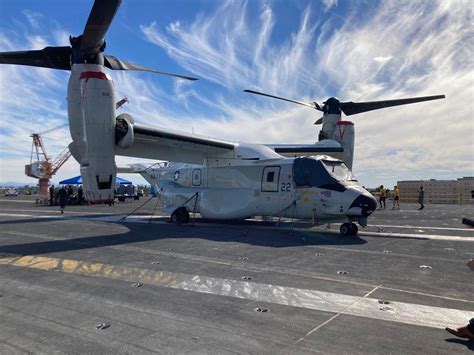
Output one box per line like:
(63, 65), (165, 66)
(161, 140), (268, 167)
(104, 56), (198, 80)
(81, 0), (122, 55)
(243, 89), (322, 111)
(0, 46), (71, 70)
(340, 95), (446, 116)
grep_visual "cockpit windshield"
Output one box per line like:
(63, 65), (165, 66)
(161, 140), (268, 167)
(293, 157), (332, 187)
(293, 157), (355, 188)
(322, 160), (355, 181)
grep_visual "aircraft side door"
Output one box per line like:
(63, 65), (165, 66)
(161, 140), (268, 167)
(192, 169), (202, 186)
(259, 166), (281, 215)
(261, 166), (280, 192)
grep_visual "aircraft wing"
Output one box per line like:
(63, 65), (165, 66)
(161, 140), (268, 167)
(266, 140), (343, 157)
(115, 123), (236, 164)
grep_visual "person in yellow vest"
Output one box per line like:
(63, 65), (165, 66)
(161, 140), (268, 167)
(379, 185), (386, 209)
(392, 185), (400, 209)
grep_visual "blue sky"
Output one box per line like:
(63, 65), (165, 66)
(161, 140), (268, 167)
(0, 0), (473, 188)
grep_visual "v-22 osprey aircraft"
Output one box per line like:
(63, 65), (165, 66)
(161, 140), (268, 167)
(124, 88), (444, 235)
(0, 0), (445, 235)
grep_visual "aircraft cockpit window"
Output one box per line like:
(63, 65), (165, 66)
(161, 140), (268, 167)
(322, 160), (355, 181)
(293, 157), (333, 187)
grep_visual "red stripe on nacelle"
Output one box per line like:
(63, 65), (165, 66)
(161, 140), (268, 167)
(337, 121), (354, 126)
(79, 71), (111, 81)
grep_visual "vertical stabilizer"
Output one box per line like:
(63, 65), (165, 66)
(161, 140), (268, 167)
(318, 113), (355, 170)
(333, 121), (354, 170)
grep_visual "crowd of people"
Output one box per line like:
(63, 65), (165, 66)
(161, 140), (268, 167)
(376, 185), (424, 210)
(49, 184), (84, 213)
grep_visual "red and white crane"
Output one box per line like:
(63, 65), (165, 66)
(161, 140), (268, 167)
(25, 124), (72, 195)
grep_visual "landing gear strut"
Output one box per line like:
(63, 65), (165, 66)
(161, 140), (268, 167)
(171, 207), (190, 224)
(340, 222), (358, 236)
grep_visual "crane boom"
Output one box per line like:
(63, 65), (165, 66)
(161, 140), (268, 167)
(25, 126), (72, 196)
(51, 148), (72, 175)
(41, 123), (68, 135)
(30, 133), (49, 163)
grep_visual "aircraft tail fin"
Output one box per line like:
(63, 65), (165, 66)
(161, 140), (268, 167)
(332, 121), (354, 170)
(318, 114), (355, 169)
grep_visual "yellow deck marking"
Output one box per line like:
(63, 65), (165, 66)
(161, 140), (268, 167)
(0, 254), (182, 288)
(0, 253), (471, 329)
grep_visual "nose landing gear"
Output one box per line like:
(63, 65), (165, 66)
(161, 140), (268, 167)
(340, 222), (358, 236)
(171, 207), (190, 224)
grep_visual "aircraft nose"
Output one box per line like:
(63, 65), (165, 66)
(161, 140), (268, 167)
(349, 194), (377, 216)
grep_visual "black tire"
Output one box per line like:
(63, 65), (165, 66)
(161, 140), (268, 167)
(171, 208), (189, 225)
(349, 223), (358, 235)
(340, 223), (350, 236)
(181, 210), (190, 223)
(171, 211), (180, 224)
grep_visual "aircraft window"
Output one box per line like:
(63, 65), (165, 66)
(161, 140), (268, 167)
(267, 172), (275, 182)
(322, 160), (355, 181)
(192, 169), (202, 186)
(293, 157), (333, 187)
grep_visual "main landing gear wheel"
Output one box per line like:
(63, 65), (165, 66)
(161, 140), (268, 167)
(340, 222), (358, 236)
(171, 208), (190, 225)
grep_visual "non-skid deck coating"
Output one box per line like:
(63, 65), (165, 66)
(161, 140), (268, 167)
(0, 196), (473, 354)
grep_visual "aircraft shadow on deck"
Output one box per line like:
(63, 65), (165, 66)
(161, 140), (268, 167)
(444, 338), (474, 350)
(0, 215), (116, 226)
(0, 217), (366, 257)
(0, 213), (120, 226)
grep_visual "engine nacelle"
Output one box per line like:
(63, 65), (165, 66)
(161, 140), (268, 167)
(333, 121), (354, 170)
(67, 64), (116, 204)
(115, 113), (134, 149)
(318, 113), (355, 170)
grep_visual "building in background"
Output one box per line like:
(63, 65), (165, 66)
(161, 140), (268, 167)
(397, 177), (474, 204)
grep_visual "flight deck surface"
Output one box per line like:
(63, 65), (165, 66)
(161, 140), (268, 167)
(0, 196), (473, 354)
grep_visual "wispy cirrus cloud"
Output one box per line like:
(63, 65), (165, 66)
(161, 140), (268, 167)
(322, 0), (338, 11)
(0, 12), (74, 184)
(141, 2), (321, 97)
(0, 0), (473, 188)
(137, 0), (473, 185)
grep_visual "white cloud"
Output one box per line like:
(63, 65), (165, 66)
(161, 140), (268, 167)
(137, 0), (473, 187)
(52, 29), (70, 46)
(140, 3), (320, 97)
(1, 0), (473, 189)
(373, 56), (392, 63)
(22, 10), (42, 30)
(322, 0), (338, 11)
(0, 16), (71, 184)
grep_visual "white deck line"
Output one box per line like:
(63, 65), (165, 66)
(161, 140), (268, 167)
(358, 230), (474, 242)
(372, 224), (474, 232)
(0, 255), (471, 330)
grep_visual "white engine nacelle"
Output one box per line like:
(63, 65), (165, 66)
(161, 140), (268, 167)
(115, 113), (134, 149)
(319, 113), (355, 170)
(333, 121), (354, 170)
(67, 64), (116, 204)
